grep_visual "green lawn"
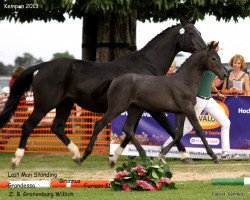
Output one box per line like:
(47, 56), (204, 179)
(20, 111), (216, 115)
(1, 181), (249, 200)
(0, 153), (249, 200)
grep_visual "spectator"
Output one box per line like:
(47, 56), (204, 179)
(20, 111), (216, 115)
(166, 61), (176, 75)
(212, 76), (224, 94)
(222, 54), (250, 95)
(0, 66), (25, 150)
(9, 67), (25, 88)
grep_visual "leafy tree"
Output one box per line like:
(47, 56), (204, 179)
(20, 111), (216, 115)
(6, 64), (15, 75)
(51, 51), (75, 60)
(14, 52), (43, 67)
(1, 0), (249, 62)
(0, 62), (8, 75)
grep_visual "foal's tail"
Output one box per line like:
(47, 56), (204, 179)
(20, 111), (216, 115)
(0, 65), (39, 128)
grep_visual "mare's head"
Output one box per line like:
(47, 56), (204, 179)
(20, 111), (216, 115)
(205, 41), (227, 80)
(177, 18), (207, 53)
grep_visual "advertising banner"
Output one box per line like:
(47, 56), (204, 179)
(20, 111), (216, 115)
(110, 96), (250, 159)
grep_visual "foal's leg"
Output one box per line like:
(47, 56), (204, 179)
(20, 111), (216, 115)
(148, 111), (186, 152)
(80, 106), (124, 162)
(157, 113), (185, 162)
(122, 106), (148, 160)
(185, 110), (220, 163)
(51, 101), (81, 164)
(12, 108), (48, 169)
(109, 107), (143, 167)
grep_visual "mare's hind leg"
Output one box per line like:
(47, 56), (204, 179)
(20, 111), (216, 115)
(185, 109), (220, 163)
(109, 107), (143, 167)
(12, 108), (48, 169)
(157, 113), (185, 162)
(51, 101), (81, 164)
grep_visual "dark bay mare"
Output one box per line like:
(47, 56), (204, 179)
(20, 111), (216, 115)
(85, 42), (227, 164)
(0, 19), (207, 168)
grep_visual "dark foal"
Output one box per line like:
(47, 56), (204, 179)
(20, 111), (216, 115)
(85, 42), (227, 164)
(0, 19), (206, 168)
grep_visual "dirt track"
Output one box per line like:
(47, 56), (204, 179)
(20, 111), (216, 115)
(0, 154), (249, 182)
(48, 162), (250, 182)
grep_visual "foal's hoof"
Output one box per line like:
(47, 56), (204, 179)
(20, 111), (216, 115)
(160, 157), (167, 164)
(108, 157), (116, 168)
(213, 158), (222, 164)
(73, 157), (82, 165)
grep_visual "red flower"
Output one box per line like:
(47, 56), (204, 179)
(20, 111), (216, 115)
(122, 183), (131, 192)
(155, 182), (162, 190)
(160, 177), (171, 185)
(115, 170), (129, 179)
(132, 165), (145, 171)
(136, 180), (156, 191)
(138, 172), (146, 177)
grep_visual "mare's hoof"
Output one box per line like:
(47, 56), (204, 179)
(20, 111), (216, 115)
(11, 159), (18, 169)
(181, 157), (193, 164)
(108, 157), (116, 168)
(11, 163), (17, 170)
(73, 157), (82, 165)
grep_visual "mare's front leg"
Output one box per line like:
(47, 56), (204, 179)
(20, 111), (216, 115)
(186, 109), (220, 163)
(149, 111), (187, 152)
(157, 113), (185, 162)
(12, 108), (47, 169)
(51, 101), (81, 164)
(109, 107), (143, 167)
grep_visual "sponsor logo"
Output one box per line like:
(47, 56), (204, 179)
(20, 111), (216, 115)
(238, 108), (250, 114)
(198, 100), (229, 130)
(190, 137), (220, 145)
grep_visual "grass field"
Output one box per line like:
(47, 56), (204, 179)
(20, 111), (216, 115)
(0, 153), (249, 200)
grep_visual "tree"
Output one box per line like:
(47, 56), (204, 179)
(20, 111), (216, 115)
(51, 51), (75, 60)
(14, 53), (43, 67)
(0, 62), (8, 75)
(1, 0), (249, 62)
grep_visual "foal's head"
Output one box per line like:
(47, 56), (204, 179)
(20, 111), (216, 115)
(177, 18), (207, 53)
(205, 42), (227, 80)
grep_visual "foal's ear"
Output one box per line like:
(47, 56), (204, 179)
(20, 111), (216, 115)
(208, 41), (219, 50)
(213, 41), (219, 49)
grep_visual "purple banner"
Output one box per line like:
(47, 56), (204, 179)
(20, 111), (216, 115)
(110, 96), (250, 159)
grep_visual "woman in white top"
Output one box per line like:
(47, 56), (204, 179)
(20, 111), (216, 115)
(222, 54), (250, 95)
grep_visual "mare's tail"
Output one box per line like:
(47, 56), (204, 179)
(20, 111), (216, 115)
(0, 65), (39, 128)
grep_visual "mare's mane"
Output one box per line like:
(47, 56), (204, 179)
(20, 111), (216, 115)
(140, 24), (180, 50)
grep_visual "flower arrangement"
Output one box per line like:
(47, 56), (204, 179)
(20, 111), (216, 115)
(110, 158), (176, 191)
